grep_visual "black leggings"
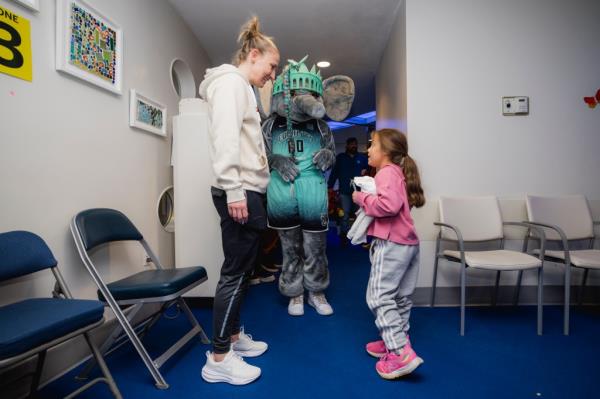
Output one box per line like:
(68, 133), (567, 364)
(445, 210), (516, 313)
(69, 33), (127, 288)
(210, 188), (267, 354)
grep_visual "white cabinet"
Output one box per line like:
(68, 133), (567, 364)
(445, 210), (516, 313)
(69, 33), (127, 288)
(172, 99), (223, 297)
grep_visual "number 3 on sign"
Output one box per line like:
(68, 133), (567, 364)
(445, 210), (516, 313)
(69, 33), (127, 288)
(0, 6), (32, 81)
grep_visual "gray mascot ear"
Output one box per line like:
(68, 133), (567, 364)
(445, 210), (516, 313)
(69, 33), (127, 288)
(322, 75), (355, 121)
(254, 80), (274, 119)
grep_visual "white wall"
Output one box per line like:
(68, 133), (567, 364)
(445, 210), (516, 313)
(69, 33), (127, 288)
(377, 0), (600, 288)
(376, 0), (406, 133)
(0, 0), (211, 306)
(0, 1), (212, 388)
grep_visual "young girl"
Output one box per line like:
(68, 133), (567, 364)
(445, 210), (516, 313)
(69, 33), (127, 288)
(352, 128), (425, 379)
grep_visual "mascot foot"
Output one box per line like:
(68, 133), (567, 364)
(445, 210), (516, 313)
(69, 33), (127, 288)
(288, 294), (304, 316)
(308, 292), (334, 316)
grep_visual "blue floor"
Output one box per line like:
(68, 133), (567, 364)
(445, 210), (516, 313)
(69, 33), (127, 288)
(43, 243), (600, 398)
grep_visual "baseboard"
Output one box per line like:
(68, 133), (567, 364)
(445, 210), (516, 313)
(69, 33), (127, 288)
(414, 285), (600, 307)
(183, 286), (600, 309)
(184, 297), (213, 308)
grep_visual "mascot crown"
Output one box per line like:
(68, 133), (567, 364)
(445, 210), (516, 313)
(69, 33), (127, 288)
(272, 55), (323, 96)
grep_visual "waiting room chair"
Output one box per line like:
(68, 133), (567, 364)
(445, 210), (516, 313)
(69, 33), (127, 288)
(70, 208), (209, 389)
(431, 196), (546, 335)
(0, 230), (122, 398)
(520, 195), (600, 335)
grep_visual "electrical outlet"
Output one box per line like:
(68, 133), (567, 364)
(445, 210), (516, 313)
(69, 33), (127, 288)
(502, 96), (529, 115)
(142, 252), (152, 267)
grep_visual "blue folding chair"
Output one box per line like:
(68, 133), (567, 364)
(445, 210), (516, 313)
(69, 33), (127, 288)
(70, 208), (209, 389)
(0, 230), (122, 399)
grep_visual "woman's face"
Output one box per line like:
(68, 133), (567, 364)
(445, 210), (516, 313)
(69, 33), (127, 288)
(367, 133), (387, 169)
(248, 48), (280, 88)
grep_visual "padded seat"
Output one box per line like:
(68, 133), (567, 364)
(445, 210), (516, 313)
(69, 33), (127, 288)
(432, 196), (545, 336)
(71, 208), (210, 389)
(444, 249), (542, 270)
(0, 298), (104, 358)
(99, 266), (207, 301)
(532, 249), (600, 269)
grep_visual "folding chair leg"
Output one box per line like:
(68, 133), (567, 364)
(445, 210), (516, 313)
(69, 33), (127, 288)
(460, 262), (466, 336)
(77, 304), (144, 380)
(64, 333), (123, 399)
(492, 271), (501, 306)
(77, 320), (125, 381)
(578, 268), (589, 306)
(537, 267), (543, 335)
(430, 255), (440, 307)
(564, 264), (571, 336)
(178, 298), (210, 344)
(110, 305), (169, 389)
(28, 350), (46, 398)
(514, 270), (523, 306)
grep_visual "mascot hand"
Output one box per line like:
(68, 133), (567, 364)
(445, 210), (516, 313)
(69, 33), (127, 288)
(312, 149), (335, 171)
(270, 154), (299, 182)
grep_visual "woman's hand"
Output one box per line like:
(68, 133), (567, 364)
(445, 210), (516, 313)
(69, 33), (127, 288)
(228, 199), (248, 224)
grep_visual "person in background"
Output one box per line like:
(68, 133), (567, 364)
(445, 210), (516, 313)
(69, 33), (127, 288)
(328, 137), (368, 246)
(198, 16), (279, 386)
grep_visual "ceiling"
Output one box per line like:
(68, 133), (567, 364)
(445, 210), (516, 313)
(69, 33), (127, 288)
(167, 0), (402, 117)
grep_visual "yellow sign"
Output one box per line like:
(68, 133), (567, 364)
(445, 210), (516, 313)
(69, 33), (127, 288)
(0, 5), (32, 81)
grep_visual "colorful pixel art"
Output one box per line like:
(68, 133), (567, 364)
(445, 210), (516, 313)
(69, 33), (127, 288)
(137, 99), (164, 129)
(69, 4), (116, 83)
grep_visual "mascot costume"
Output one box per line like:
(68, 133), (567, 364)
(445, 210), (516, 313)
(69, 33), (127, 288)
(261, 56), (354, 316)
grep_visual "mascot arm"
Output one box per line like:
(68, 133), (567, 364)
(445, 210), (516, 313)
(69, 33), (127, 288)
(312, 120), (336, 171)
(262, 116), (299, 182)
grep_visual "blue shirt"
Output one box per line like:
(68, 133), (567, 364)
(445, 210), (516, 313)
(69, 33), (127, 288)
(328, 152), (369, 194)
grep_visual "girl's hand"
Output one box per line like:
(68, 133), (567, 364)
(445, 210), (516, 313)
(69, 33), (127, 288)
(352, 191), (361, 204)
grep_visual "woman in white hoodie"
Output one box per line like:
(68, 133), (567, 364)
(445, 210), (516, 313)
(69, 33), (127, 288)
(198, 16), (279, 386)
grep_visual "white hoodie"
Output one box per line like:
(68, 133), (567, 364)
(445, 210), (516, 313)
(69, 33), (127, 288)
(198, 64), (269, 203)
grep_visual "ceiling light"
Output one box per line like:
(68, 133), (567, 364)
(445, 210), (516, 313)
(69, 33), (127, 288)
(316, 61), (330, 68)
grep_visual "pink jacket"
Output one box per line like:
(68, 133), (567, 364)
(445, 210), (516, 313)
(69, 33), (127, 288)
(353, 164), (419, 246)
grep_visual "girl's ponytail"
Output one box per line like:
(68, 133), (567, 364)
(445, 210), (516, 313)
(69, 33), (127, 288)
(374, 129), (425, 208)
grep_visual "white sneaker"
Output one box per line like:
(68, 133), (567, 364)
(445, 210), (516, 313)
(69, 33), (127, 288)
(201, 350), (261, 385)
(231, 328), (268, 357)
(288, 294), (304, 316)
(308, 292), (334, 316)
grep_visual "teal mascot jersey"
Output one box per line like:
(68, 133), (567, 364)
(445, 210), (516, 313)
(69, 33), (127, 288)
(266, 116), (329, 232)
(261, 56), (354, 311)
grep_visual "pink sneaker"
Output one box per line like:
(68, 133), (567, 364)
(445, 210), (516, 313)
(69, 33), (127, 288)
(375, 345), (423, 379)
(366, 337), (413, 358)
(366, 340), (387, 358)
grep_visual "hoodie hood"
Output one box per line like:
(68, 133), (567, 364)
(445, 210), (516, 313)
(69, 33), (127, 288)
(198, 64), (247, 99)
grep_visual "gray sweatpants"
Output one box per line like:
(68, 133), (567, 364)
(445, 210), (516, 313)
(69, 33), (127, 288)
(367, 238), (419, 354)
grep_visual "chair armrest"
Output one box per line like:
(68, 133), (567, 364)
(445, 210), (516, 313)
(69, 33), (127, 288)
(434, 222), (466, 262)
(522, 221), (570, 264)
(504, 222), (546, 259)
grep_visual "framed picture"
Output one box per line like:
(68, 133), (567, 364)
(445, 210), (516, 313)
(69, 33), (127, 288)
(10, 0), (39, 12)
(129, 90), (167, 137)
(55, 0), (123, 94)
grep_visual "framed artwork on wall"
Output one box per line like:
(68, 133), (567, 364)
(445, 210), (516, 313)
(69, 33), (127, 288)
(9, 0), (39, 12)
(130, 90), (167, 137)
(55, 0), (123, 94)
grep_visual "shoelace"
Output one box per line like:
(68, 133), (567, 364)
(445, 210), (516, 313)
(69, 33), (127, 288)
(238, 328), (254, 343)
(230, 351), (246, 363)
(312, 294), (327, 304)
(380, 350), (392, 362)
(292, 296), (303, 305)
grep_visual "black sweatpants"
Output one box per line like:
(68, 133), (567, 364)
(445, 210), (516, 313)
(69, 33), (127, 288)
(211, 187), (267, 354)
